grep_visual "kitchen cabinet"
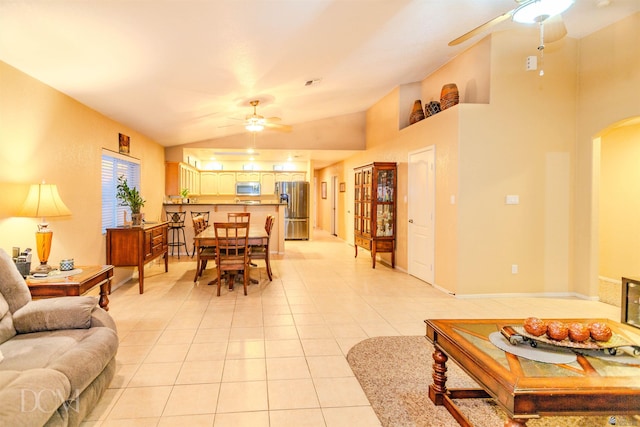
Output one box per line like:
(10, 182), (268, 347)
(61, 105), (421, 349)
(261, 172), (276, 195)
(354, 162), (396, 269)
(200, 172), (219, 195)
(218, 172), (236, 195)
(200, 171), (236, 195)
(166, 163), (307, 197)
(275, 172), (306, 182)
(180, 163), (199, 195)
(166, 162), (200, 196)
(236, 172), (260, 182)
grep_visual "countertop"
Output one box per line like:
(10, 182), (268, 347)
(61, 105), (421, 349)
(163, 202), (286, 206)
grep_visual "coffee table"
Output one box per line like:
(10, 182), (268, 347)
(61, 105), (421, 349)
(26, 265), (113, 311)
(425, 318), (640, 426)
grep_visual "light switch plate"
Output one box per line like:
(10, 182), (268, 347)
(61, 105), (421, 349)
(506, 195), (519, 205)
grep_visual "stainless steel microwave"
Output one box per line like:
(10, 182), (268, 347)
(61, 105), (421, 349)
(236, 182), (261, 196)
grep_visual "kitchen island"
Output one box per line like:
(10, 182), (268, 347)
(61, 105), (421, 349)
(163, 202), (286, 255)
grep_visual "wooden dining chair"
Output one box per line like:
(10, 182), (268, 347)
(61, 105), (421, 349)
(249, 215), (274, 281)
(192, 215), (215, 282)
(228, 212), (250, 223)
(213, 222), (250, 296)
(190, 211), (210, 258)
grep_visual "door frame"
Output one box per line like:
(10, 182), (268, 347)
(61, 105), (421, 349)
(331, 175), (338, 236)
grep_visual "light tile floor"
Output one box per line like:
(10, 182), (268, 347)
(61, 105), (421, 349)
(83, 230), (620, 426)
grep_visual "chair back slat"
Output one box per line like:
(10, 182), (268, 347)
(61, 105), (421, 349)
(228, 212), (251, 223)
(214, 222), (250, 258)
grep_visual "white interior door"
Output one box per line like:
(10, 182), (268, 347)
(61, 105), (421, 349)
(408, 147), (435, 284)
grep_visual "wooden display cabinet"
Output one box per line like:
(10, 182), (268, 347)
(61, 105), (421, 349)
(354, 162), (396, 268)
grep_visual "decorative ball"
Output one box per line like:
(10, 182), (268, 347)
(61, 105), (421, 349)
(425, 101), (441, 117)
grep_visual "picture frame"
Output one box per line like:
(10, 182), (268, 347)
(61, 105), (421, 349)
(118, 133), (130, 155)
(321, 182), (327, 199)
(339, 182), (346, 192)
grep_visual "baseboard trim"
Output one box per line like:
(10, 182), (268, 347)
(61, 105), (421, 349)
(455, 291), (599, 301)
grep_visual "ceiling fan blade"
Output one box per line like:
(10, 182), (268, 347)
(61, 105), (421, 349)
(543, 15), (567, 43)
(217, 121), (242, 129)
(448, 9), (514, 46)
(265, 121), (292, 132)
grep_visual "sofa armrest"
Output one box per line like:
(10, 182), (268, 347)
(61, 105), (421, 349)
(90, 306), (117, 332)
(12, 296), (97, 333)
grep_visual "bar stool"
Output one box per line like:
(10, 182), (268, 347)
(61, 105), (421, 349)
(190, 211), (210, 258)
(166, 211), (190, 258)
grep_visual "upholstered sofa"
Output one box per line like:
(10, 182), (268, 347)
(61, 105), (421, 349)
(0, 249), (119, 426)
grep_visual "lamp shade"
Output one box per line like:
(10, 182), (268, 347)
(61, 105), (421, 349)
(19, 183), (72, 219)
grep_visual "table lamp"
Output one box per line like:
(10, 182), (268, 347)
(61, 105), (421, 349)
(19, 182), (72, 273)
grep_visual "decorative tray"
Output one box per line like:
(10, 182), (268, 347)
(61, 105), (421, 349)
(502, 325), (640, 355)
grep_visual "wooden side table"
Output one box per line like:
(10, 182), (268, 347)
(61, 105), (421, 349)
(106, 222), (169, 294)
(25, 265), (113, 311)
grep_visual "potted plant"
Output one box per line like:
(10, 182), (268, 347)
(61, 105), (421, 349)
(116, 176), (145, 226)
(180, 187), (189, 204)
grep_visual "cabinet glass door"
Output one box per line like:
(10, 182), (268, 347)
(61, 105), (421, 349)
(377, 170), (395, 202)
(363, 202), (371, 234)
(375, 204), (394, 237)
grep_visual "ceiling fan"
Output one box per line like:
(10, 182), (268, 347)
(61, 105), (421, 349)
(243, 100), (292, 133)
(448, 0), (574, 47)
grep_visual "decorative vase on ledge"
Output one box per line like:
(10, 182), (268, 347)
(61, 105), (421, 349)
(426, 101), (441, 117)
(409, 100), (425, 125)
(440, 83), (459, 110)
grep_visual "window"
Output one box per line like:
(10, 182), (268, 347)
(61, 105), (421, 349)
(101, 150), (141, 233)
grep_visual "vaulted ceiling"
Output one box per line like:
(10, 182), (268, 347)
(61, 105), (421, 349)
(1, 0), (638, 156)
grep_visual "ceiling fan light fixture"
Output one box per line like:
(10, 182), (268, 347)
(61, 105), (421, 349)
(512, 0), (574, 24)
(245, 118), (265, 132)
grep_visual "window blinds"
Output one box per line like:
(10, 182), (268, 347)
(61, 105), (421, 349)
(101, 150), (141, 233)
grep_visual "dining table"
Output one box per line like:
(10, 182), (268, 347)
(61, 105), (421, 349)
(193, 223), (268, 289)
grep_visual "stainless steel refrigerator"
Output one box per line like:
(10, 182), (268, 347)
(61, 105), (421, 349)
(276, 181), (309, 240)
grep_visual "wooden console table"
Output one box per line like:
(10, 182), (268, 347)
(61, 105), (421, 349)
(26, 265), (113, 311)
(425, 318), (640, 426)
(106, 222), (168, 294)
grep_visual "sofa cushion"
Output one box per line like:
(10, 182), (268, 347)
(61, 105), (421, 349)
(0, 292), (16, 345)
(0, 368), (71, 427)
(0, 249), (32, 313)
(0, 327), (118, 393)
(12, 296), (97, 334)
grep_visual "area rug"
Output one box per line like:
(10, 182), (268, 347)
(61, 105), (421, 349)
(347, 336), (639, 427)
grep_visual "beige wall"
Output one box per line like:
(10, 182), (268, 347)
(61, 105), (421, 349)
(320, 15), (640, 297)
(599, 123), (640, 280)
(575, 13), (640, 297)
(0, 61), (165, 276)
